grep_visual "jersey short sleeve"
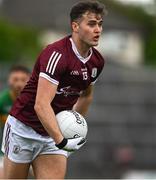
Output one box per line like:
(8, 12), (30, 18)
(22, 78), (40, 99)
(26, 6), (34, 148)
(39, 45), (66, 85)
(90, 65), (103, 85)
(90, 48), (105, 85)
(90, 79), (98, 85)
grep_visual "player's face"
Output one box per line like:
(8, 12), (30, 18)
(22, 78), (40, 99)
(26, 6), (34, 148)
(8, 71), (30, 95)
(76, 12), (103, 47)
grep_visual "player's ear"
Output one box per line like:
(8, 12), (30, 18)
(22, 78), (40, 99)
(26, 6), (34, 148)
(71, 22), (79, 33)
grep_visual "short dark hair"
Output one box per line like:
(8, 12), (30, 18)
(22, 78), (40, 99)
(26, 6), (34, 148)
(70, 0), (107, 22)
(9, 65), (30, 74)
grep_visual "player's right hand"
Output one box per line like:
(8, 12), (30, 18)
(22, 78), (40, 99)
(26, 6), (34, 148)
(55, 137), (86, 152)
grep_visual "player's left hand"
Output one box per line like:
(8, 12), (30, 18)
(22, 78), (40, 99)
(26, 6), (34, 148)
(55, 137), (86, 152)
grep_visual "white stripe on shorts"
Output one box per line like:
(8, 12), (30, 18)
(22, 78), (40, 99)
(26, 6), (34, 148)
(5, 123), (11, 156)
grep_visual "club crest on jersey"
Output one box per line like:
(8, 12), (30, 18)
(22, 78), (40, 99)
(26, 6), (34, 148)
(91, 68), (97, 78)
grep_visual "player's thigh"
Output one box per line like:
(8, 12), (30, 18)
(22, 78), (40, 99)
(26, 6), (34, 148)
(32, 154), (67, 179)
(0, 156), (4, 178)
(3, 155), (30, 179)
(0, 167), (3, 179)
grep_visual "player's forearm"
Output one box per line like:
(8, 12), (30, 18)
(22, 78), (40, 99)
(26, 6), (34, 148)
(34, 103), (63, 144)
(73, 96), (93, 117)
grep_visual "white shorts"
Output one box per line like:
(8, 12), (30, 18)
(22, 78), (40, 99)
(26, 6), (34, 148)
(1, 115), (68, 163)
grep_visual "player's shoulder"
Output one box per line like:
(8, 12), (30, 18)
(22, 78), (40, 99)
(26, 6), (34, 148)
(38, 36), (70, 71)
(46, 36), (69, 55)
(92, 47), (105, 67)
(38, 36), (69, 65)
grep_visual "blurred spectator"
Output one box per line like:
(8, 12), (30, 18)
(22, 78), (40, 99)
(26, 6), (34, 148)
(0, 65), (30, 177)
(113, 145), (134, 178)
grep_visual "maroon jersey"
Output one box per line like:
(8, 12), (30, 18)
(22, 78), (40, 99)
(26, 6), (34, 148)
(10, 36), (105, 136)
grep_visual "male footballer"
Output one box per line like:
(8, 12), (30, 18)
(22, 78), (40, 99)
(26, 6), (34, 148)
(2, 1), (107, 179)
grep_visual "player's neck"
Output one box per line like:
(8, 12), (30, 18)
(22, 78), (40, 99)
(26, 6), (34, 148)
(71, 35), (91, 58)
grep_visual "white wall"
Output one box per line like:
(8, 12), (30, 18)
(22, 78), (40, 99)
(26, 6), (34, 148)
(97, 30), (144, 67)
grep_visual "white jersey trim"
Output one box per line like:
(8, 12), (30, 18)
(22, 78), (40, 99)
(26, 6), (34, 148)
(90, 79), (98, 85)
(51, 53), (62, 75)
(39, 72), (59, 85)
(70, 38), (92, 64)
(46, 51), (56, 72)
(48, 52), (59, 74)
(46, 51), (62, 75)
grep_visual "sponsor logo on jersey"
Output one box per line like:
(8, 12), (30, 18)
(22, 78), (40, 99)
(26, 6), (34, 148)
(91, 68), (97, 78)
(56, 86), (80, 97)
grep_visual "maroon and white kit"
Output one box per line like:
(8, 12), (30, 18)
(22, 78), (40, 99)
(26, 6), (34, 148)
(10, 36), (105, 136)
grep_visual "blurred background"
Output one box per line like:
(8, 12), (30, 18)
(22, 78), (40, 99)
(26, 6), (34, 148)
(0, 0), (156, 179)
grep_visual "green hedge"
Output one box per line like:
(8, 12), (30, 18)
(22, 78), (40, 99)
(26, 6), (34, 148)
(0, 19), (41, 64)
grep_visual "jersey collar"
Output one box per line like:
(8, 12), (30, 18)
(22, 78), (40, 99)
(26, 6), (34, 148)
(69, 38), (92, 64)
